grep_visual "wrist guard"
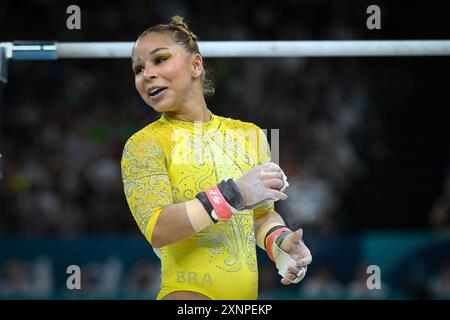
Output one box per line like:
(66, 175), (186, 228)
(195, 178), (244, 222)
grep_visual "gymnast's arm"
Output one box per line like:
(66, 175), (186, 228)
(121, 136), (287, 249)
(121, 135), (287, 248)
(121, 136), (202, 248)
(254, 209), (312, 285)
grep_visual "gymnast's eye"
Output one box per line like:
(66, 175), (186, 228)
(133, 66), (144, 75)
(154, 54), (170, 65)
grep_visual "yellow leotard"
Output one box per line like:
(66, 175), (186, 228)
(121, 110), (274, 300)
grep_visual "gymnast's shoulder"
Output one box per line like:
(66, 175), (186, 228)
(214, 113), (264, 132)
(122, 116), (169, 153)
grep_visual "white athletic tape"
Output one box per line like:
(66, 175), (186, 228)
(280, 170), (289, 192)
(185, 199), (215, 232)
(273, 242), (307, 284)
(297, 267), (307, 279)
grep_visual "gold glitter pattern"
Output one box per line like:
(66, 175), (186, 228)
(121, 111), (275, 299)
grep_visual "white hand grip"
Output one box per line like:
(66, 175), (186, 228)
(274, 242), (307, 284)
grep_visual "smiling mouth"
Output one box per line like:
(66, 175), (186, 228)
(148, 87), (168, 99)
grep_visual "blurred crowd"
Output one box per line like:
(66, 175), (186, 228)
(1, 256), (449, 300)
(0, 256), (161, 299)
(1, 60), (139, 235)
(1, 57), (385, 235)
(1, 1), (448, 235)
(1, 0), (395, 236)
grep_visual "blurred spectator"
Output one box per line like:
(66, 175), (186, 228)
(258, 264), (282, 299)
(298, 265), (344, 299)
(0, 259), (34, 297)
(427, 262), (450, 299)
(30, 257), (53, 298)
(125, 260), (161, 298)
(430, 196), (450, 233)
(429, 167), (450, 233)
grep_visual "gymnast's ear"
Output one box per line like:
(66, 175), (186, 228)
(192, 53), (203, 79)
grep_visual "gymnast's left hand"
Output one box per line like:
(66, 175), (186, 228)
(279, 228), (312, 285)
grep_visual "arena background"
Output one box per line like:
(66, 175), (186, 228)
(0, 0), (449, 300)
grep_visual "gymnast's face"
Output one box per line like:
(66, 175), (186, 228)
(132, 32), (198, 112)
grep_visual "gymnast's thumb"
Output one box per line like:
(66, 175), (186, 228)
(291, 228), (303, 243)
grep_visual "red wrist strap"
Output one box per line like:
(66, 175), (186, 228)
(205, 186), (233, 221)
(266, 227), (290, 261)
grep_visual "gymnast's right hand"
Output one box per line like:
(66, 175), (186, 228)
(236, 162), (289, 209)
